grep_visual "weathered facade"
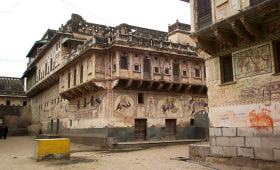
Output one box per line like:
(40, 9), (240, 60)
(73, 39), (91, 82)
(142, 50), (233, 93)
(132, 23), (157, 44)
(23, 14), (208, 145)
(0, 76), (31, 135)
(186, 0), (280, 163)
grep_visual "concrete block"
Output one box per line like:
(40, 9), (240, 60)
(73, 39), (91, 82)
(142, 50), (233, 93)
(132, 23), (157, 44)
(254, 128), (273, 137)
(210, 146), (236, 157)
(237, 147), (254, 158)
(273, 127), (280, 137)
(222, 127), (236, 137)
(223, 146), (237, 157)
(210, 146), (223, 156)
(189, 144), (210, 161)
(35, 138), (70, 161)
(262, 137), (280, 149)
(209, 127), (222, 137)
(254, 147), (273, 161)
(237, 127), (254, 137)
(211, 137), (216, 146)
(245, 137), (261, 147)
(216, 137), (230, 146)
(229, 137), (244, 147)
(273, 149), (280, 160)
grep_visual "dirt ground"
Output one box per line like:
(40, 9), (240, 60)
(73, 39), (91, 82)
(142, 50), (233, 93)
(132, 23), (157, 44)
(0, 136), (257, 170)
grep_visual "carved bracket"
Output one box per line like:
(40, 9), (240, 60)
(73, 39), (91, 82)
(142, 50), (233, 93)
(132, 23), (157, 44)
(231, 21), (254, 42)
(240, 17), (262, 39)
(197, 38), (216, 55)
(214, 30), (236, 47)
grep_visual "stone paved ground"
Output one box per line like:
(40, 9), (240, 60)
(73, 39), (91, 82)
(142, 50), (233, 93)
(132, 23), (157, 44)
(0, 136), (257, 170)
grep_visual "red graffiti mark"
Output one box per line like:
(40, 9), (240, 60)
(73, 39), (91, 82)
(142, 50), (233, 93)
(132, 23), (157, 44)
(249, 108), (273, 130)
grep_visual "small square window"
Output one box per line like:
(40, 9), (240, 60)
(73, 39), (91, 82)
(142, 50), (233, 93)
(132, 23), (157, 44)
(190, 119), (194, 126)
(23, 101), (27, 106)
(113, 64), (116, 70)
(154, 67), (159, 73)
(6, 100), (10, 106)
(182, 70), (187, 76)
(134, 64), (139, 71)
(91, 96), (94, 106)
(195, 69), (201, 78)
(165, 68), (169, 74)
(138, 93), (144, 104)
(220, 55), (233, 83)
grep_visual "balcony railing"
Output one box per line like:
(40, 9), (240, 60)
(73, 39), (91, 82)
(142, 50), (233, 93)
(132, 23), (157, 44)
(65, 33), (198, 65)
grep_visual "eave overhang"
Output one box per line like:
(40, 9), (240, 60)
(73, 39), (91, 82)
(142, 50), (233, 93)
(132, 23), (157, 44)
(25, 73), (59, 97)
(190, 0), (280, 56)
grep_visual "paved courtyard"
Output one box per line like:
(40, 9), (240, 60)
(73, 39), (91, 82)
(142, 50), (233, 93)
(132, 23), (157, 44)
(0, 136), (257, 170)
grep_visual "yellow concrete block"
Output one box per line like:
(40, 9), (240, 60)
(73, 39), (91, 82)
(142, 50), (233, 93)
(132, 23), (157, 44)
(35, 138), (70, 161)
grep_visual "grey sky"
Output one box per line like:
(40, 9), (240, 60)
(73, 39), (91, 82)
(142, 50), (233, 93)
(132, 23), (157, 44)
(0, 0), (190, 78)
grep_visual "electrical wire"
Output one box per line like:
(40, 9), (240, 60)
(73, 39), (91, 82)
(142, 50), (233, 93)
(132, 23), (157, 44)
(0, 0), (21, 13)
(59, 0), (115, 26)
(0, 58), (27, 62)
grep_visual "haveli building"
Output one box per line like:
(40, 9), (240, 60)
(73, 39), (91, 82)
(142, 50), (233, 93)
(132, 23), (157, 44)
(0, 76), (31, 135)
(185, 0), (280, 164)
(23, 14), (208, 146)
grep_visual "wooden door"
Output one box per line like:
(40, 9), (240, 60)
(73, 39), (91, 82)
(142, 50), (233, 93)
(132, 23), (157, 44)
(50, 119), (53, 134)
(143, 59), (151, 79)
(135, 119), (147, 140)
(173, 63), (179, 81)
(56, 119), (59, 134)
(165, 119), (176, 140)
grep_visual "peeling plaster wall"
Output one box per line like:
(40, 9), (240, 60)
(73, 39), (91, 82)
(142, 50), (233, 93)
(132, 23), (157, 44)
(206, 40), (280, 129)
(57, 89), (208, 141)
(206, 40), (280, 160)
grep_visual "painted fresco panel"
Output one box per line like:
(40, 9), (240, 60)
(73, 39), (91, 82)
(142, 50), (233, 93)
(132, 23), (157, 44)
(209, 102), (280, 129)
(233, 44), (272, 79)
(95, 54), (105, 73)
(158, 96), (181, 117)
(114, 94), (134, 117)
(147, 96), (155, 117)
(216, 4), (228, 21)
(231, 0), (240, 14)
(186, 97), (208, 116)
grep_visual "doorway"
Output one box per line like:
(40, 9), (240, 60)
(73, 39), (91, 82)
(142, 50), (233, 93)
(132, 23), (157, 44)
(143, 58), (151, 79)
(135, 119), (147, 140)
(50, 119), (53, 134)
(165, 119), (176, 140)
(56, 119), (59, 134)
(173, 63), (179, 81)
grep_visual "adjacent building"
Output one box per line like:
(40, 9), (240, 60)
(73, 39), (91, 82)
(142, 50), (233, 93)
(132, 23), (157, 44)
(186, 0), (280, 162)
(0, 76), (31, 135)
(23, 14), (208, 145)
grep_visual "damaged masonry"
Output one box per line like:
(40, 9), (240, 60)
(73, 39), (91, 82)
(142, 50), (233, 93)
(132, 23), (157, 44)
(185, 0), (280, 169)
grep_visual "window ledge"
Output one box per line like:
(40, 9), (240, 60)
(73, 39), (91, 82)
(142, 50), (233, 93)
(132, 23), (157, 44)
(219, 81), (236, 86)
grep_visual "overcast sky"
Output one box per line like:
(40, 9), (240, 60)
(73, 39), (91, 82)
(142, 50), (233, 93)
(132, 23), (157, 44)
(0, 0), (190, 78)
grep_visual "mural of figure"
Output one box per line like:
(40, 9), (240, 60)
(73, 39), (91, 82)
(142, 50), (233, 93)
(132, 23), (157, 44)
(116, 96), (131, 112)
(188, 98), (208, 116)
(162, 97), (178, 113)
(147, 96), (154, 117)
